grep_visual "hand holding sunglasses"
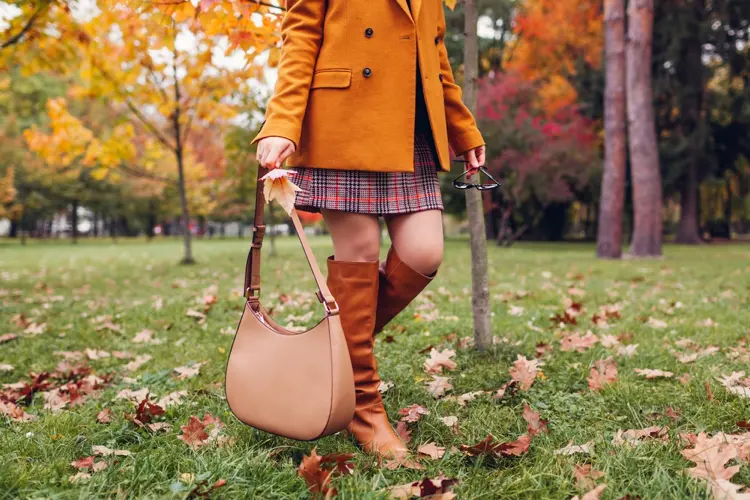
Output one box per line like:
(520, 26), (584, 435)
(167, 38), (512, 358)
(451, 160), (502, 190)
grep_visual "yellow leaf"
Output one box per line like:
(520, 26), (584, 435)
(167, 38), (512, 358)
(444, 0), (457, 10)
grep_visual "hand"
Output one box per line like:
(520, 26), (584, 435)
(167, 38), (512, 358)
(256, 137), (296, 169)
(463, 145), (486, 179)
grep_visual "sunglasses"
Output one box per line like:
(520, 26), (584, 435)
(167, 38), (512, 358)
(451, 160), (502, 190)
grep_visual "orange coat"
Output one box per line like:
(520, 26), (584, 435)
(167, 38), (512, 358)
(251, 0), (485, 173)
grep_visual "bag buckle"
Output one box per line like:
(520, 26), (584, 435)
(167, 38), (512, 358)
(245, 286), (260, 299)
(323, 299), (339, 315)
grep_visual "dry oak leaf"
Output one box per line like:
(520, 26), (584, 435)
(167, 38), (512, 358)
(573, 464), (605, 490)
(440, 415), (459, 433)
(399, 404), (431, 423)
(509, 355), (544, 391)
(718, 371), (750, 399)
(84, 349), (110, 360)
(417, 442), (446, 459)
(423, 348), (457, 374)
(493, 380), (519, 400)
(647, 317), (669, 329)
(157, 390), (188, 408)
(388, 476), (458, 499)
(680, 432), (750, 498)
(297, 448), (337, 497)
(262, 169), (303, 216)
(522, 403), (549, 437)
(379, 380), (395, 394)
(560, 331), (599, 353)
(634, 368), (674, 379)
(588, 358), (618, 391)
(71, 456), (107, 472)
(612, 426), (669, 447)
(92, 445), (132, 457)
(174, 362), (206, 380)
(0, 401), (37, 422)
(124, 355), (152, 372)
(572, 484), (607, 500)
(459, 434), (531, 457)
(396, 421), (412, 445)
(445, 391), (486, 407)
(554, 440), (594, 456)
(116, 387), (150, 402)
(96, 408), (112, 424)
(426, 376), (453, 398)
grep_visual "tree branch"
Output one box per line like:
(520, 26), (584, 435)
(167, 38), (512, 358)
(0, 1), (51, 50)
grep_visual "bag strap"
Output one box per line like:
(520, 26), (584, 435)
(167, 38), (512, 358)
(244, 166), (339, 315)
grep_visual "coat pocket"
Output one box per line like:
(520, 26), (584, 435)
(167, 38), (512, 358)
(310, 69), (352, 89)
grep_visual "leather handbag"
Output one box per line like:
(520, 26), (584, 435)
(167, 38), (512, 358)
(224, 166), (355, 441)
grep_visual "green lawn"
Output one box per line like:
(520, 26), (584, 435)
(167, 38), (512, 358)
(1, 237), (749, 499)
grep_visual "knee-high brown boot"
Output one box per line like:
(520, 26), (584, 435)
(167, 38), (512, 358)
(374, 246), (436, 335)
(326, 255), (408, 457)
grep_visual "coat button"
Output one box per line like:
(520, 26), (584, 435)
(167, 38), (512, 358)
(365, 28), (374, 38)
(363, 67), (372, 78)
(435, 35), (440, 44)
(439, 74), (444, 82)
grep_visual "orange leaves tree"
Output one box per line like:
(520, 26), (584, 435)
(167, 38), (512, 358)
(17, 0), (263, 261)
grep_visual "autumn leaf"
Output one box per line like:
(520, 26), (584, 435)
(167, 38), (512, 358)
(612, 426), (669, 447)
(572, 484), (607, 500)
(399, 404), (430, 423)
(460, 434), (531, 458)
(178, 416), (209, 449)
(554, 440), (593, 456)
(588, 358), (618, 391)
(718, 371), (750, 399)
(261, 169), (302, 216)
(573, 464), (605, 490)
(423, 348), (457, 374)
(635, 368), (674, 379)
(96, 408), (112, 423)
(560, 331), (599, 352)
(297, 448), (353, 497)
(396, 421), (412, 445)
(509, 355), (544, 391)
(425, 376), (453, 398)
(92, 445), (132, 457)
(493, 380), (519, 400)
(417, 442), (446, 459)
(174, 361), (206, 380)
(388, 476), (458, 499)
(522, 403), (549, 436)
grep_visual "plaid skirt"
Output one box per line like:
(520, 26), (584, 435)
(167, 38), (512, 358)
(288, 130), (444, 215)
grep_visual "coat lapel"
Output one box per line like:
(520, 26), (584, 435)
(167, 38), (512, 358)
(411, 0), (422, 24)
(395, 0), (414, 23)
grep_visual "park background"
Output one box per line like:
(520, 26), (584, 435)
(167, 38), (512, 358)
(1, 0), (750, 499)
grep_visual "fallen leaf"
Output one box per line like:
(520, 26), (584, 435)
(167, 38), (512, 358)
(379, 381), (395, 394)
(423, 348), (457, 374)
(560, 331), (599, 353)
(718, 372), (750, 399)
(174, 362), (206, 380)
(522, 403), (549, 436)
(92, 445), (132, 457)
(395, 421), (412, 445)
(0, 363), (14, 372)
(588, 358), (618, 391)
(425, 376), (453, 398)
(554, 440), (593, 456)
(493, 380), (519, 400)
(417, 442), (445, 459)
(460, 434), (531, 457)
(388, 476), (458, 499)
(96, 409), (112, 423)
(612, 426), (669, 446)
(125, 355), (152, 372)
(399, 404), (431, 423)
(178, 416), (209, 449)
(573, 464), (605, 490)
(572, 484), (607, 500)
(509, 355), (544, 391)
(84, 348), (110, 360)
(634, 368), (674, 379)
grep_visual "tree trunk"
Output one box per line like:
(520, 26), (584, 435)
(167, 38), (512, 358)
(173, 64), (195, 265)
(71, 200), (79, 244)
(675, 0), (704, 244)
(597, 0), (627, 258)
(627, 0), (663, 257)
(9, 220), (18, 238)
(463, 0), (492, 350)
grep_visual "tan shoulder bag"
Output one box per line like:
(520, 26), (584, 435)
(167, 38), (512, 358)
(224, 166), (355, 441)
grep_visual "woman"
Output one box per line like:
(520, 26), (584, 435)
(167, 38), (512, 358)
(252, 0), (485, 458)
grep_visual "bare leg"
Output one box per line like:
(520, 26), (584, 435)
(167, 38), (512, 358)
(322, 209), (381, 261)
(383, 209), (444, 276)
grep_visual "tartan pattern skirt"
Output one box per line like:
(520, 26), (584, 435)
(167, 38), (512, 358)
(288, 130), (444, 216)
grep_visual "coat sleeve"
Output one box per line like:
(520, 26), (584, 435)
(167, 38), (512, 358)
(436, 4), (485, 157)
(250, 0), (327, 148)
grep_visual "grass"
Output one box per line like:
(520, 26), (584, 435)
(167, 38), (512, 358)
(1, 237), (749, 499)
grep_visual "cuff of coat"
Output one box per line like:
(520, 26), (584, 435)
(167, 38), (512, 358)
(250, 119), (300, 150)
(450, 128), (485, 157)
